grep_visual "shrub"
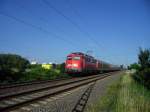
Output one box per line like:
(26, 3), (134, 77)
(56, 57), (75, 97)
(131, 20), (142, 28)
(0, 54), (30, 83)
(139, 68), (150, 88)
(132, 48), (150, 89)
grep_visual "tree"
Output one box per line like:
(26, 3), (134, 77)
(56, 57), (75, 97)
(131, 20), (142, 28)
(56, 63), (65, 73)
(129, 63), (140, 70)
(138, 48), (150, 70)
(133, 48), (150, 88)
(0, 54), (30, 82)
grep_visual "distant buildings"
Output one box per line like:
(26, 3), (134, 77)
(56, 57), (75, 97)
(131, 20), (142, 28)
(31, 61), (38, 65)
(30, 60), (57, 69)
(41, 63), (53, 69)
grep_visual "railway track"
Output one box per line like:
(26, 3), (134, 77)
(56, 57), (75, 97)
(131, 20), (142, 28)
(72, 81), (96, 112)
(0, 77), (74, 98)
(0, 75), (102, 99)
(0, 72), (118, 112)
(0, 77), (72, 89)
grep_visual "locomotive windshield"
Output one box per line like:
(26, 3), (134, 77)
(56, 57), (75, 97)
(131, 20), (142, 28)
(67, 56), (80, 60)
(73, 56), (80, 60)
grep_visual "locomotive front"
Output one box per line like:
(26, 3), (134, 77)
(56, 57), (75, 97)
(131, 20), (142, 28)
(65, 53), (83, 73)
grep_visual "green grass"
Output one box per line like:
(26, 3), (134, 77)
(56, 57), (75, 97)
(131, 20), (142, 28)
(87, 73), (150, 112)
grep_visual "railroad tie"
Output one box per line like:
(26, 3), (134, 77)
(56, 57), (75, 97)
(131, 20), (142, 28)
(72, 82), (96, 112)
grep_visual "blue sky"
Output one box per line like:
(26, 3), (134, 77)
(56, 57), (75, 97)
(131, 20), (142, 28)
(0, 0), (150, 65)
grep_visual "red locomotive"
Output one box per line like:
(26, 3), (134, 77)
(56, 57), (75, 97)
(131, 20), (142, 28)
(65, 52), (120, 74)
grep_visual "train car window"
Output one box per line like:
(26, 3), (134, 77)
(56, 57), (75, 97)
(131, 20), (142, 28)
(73, 56), (80, 60)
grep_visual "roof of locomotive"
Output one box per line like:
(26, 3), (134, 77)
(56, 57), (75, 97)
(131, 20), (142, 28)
(68, 52), (94, 58)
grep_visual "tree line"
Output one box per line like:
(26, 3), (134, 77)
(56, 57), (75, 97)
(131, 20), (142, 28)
(0, 54), (67, 84)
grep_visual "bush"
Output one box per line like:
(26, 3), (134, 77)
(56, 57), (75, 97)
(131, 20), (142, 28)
(129, 63), (140, 70)
(56, 63), (65, 73)
(22, 65), (68, 81)
(0, 54), (30, 83)
(135, 68), (150, 88)
(142, 68), (150, 88)
(0, 54), (68, 84)
(132, 48), (150, 89)
(138, 48), (150, 70)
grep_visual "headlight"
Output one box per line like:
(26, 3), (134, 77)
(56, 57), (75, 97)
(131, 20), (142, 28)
(73, 64), (78, 67)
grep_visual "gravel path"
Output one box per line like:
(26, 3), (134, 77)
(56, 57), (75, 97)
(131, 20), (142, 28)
(10, 72), (123, 112)
(85, 72), (123, 112)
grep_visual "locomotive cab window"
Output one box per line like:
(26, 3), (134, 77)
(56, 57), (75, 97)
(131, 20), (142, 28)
(73, 56), (80, 60)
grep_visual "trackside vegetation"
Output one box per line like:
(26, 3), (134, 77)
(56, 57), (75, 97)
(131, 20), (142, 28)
(129, 48), (150, 89)
(87, 48), (150, 112)
(87, 73), (150, 112)
(0, 54), (69, 84)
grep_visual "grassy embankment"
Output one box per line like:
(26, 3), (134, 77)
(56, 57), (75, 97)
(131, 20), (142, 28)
(87, 72), (150, 112)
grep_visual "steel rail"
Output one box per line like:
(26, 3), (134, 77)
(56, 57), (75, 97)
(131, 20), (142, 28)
(0, 77), (72, 89)
(0, 72), (119, 112)
(0, 74), (104, 100)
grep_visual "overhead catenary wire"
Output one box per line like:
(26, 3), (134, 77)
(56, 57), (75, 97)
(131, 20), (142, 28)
(14, 2), (85, 48)
(66, 0), (108, 58)
(8, 0), (98, 52)
(42, 0), (103, 49)
(0, 11), (77, 47)
(0, 12), (79, 62)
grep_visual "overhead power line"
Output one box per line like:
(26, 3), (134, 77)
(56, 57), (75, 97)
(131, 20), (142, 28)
(4, 1), (87, 50)
(42, 0), (103, 49)
(0, 11), (77, 47)
(42, 0), (81, 31)
(15, 3), (82, 47)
